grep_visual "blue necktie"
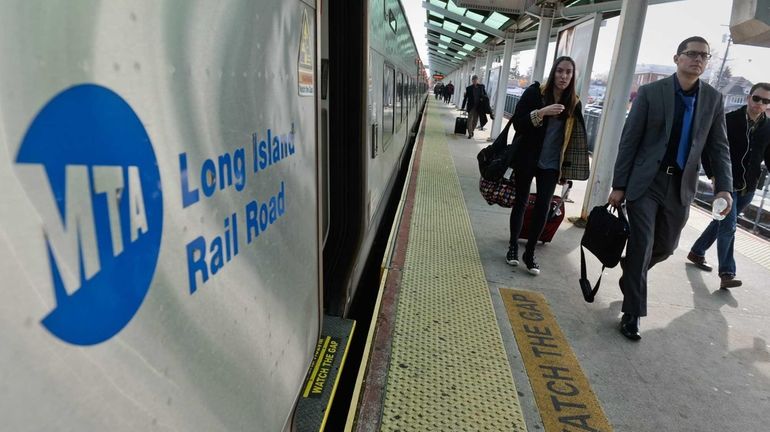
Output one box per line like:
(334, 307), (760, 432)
(677, 92), (696, 169)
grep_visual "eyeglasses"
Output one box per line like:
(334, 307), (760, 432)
(751, 95), (770, 104)
(679, 51), (712, 60)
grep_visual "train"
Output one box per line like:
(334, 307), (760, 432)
(0, 0), (427, 431)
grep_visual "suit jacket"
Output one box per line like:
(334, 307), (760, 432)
(462, 84), (486, 111)
(612, 74), (732, 205)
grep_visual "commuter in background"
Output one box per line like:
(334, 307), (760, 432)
(507, 56), (590, 275)
(444, 81), (454, 103)
(608, 36), (733, 341)
(688, 82), (770, 289)
(461, 75), (487, 138)
(433, 82), (444, 100)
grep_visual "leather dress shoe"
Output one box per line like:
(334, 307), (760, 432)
(687, 252), (713, 272)
(720, 274), (742, 289)
(619, 313), (641, 341)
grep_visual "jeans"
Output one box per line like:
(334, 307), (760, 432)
(690, 190), (755, 276)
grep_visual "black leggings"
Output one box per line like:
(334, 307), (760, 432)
(509, 168), (560, 254)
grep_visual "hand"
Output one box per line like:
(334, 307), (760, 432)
(558, 177), (567, 185)
(608, 189), (625, 209)
(538, 104), (565, 118)
(715, 191), (733, 217)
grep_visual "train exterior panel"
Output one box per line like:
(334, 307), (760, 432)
(0, 1), (320, 430)
(367, 0), (422, 225)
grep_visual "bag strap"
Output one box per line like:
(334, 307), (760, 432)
(579, 244), (604, 303)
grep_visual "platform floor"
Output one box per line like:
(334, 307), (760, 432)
(352, 99), (770, 432)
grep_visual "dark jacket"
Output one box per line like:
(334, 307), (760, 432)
(703, 105), (770, 192)
(510, 82), (590, 180)
(462, 84), (486, 111)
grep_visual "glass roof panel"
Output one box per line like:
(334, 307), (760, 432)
(485, 12), (509, 29)
(471, 33), (488, 43)
(446, 0), (465, 16)
(429, 0), (448, 7)
(457, 29), (471, 37)
(443, 21), (459, 32)
(465, 10), (484, 22)
(463, 44), (475, 51)
(429, 11), (444, 19)
(440, 35), (452, 43)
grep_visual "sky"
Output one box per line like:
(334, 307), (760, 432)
(402, 0), (770, 85)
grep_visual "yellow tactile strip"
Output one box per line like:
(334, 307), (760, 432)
(380, 102), (527, 431)
(501, 289), (613, 432)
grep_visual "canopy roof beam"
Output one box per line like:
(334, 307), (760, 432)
(422, 1), (507, 39)
(426, 23), (487, 50)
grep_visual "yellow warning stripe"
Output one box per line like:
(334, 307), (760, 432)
(303, 336), (331, 398)
(501, 288), (613, 432)
(319, 321), (356, 432)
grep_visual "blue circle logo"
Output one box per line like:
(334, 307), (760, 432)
(16, 84), (163, 345)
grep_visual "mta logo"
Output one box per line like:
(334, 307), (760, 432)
(15, 84), (163, 345)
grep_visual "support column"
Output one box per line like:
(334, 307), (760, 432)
(490, 33), (515, 140)
(484, 45), (495, 84)
(531, 12), (553, 84)
(581, 0), (648, 219)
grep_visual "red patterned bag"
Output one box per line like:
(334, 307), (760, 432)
(478, 177), (516, 207)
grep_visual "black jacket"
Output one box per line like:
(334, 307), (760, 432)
(510, 82), (585, 171)
(703, 105), (770, 192)
(462, 84), (486, 111)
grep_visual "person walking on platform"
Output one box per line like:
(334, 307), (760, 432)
(506, 56), (590, 275)
(687, 82), (770, 289)
(433, 82), (444, 100)
(608, 36), (733, 341)
(444, 81), (454, 103)
(461, 75), (486, 138)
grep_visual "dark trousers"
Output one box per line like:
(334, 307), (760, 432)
(467, 108), (480, 136)
(622, 170), (690, 316)
(509, 168), (559, 253)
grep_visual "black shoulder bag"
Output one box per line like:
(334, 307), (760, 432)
(579, 204), (629, 302)
(476, 118), (519, 181)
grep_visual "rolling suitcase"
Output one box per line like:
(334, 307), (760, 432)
(454, 113), (467, 135)
(518, 181), (571, 243)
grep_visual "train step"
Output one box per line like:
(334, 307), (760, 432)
(295, 315), (356, 432)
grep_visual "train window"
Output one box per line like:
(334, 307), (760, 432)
(383, 65), (395, 147)
(388, 9), (397, 33)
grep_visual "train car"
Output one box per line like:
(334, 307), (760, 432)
(0, 0), (425, 430)
(322, 0), (427, 315)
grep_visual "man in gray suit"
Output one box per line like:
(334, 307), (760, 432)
(608, 36), (733, 341)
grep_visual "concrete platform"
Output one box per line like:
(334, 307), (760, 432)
(436, 100), (770, 432)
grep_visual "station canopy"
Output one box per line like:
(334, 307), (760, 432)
(424, 0), (630, 75)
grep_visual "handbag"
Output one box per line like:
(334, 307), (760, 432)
(579, 204), (629, 303)
(476, 119), (518, 181)
(479, 177), (515, 207)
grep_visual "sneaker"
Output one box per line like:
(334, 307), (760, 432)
(523, 251), (540, 275)
(720, 274), (742, 289)
(506, 247), (519, 266)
